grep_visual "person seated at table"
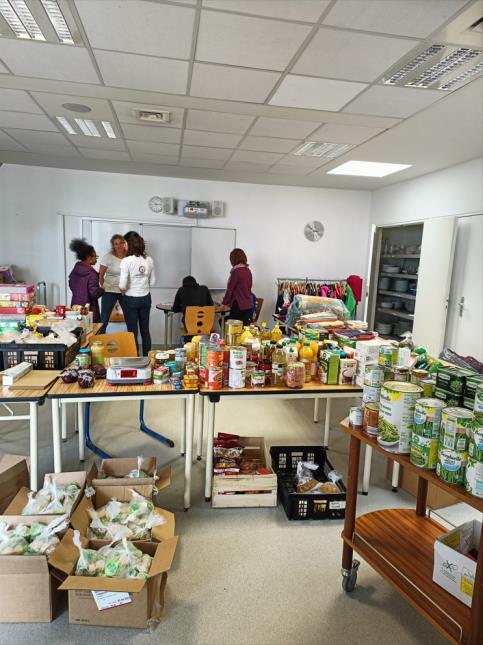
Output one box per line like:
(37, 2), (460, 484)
(173, 275), (213, 326)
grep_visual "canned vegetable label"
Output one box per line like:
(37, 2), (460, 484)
(475, 384), (483, 413)
(364, 365), (384, 387)
(362, 384), (381, 404)
(410, 434), (438, 469)
(436, 449), (467, 485)
(378, 345), (397, 368)
(378, 381), (422, 453)
(464, 456), (483, 498)
(413, 398), (445, 439)
(441, 407), (473, 451)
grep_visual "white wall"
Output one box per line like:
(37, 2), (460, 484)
(371, 157), (483, 226)
(0, 164), (371, 337)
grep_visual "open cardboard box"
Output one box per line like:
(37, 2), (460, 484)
(70, 485), (175, 544)
(88, 457), (171, 495)
(0, 456), (30, 513)
(49, 529), (178, 628)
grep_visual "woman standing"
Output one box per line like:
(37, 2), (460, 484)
(119, 233), (155, 356)
(68, 239), (103, 322)
(98, 234), (127, 333)
(222, 248), (253, 325)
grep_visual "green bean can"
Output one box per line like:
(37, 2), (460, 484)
(378, 345), (398, 368)
(468, 423), (483, 462)
(413, 398), (445, 439)
(440, 407), (473, 452)
(464, 456), (483, 498)
(410, 434), (439, 469)
(436, 448), (467, 485)
(378, 381), (422, 453)
(474, 384), (483, 414)
(421, 378), (435, 398)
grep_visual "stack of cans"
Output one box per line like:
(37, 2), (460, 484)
(228, 346), (247, 389)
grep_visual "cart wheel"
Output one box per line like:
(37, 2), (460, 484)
(341, 559), (360, 593)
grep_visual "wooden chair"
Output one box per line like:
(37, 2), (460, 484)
(182, 306), (216, 336)
(89, 332), (137, 358)
(252, 297), (264, 323)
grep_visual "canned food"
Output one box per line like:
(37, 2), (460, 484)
(410, 434), (439, 469)
(153, 365), (169, 384)
(436, 448), (467, 485)
(421, 378), (435, 397)
(364, 402), (380, 436)
(230, 346), (247, 369)
(207, 367), (223, 390)
(245, 361), (257, 376)
(464, 456), (483, 498)
(228, 368), (246, 389)
(413, 398), (445, 439)
(75, 352), (90, 369)
(251, 370), (266, 387)
(411, 369), (429, 386)
(378, 345), (398, 368)
(285, 362), (305, 389)
(378, 381), (423, 453)
(392, 366), (409, 382)
(226, 319), (243, 335)
(206, 348), (224, 369)
(364, 365), (384, 387)
(440, 407), (473, 452)
(475, 384), (483, 414)
(349, 406), (363, 427)
(155, 351), (169, 366)
(468, 424), (483, 462)
(363, 384), (381, 405)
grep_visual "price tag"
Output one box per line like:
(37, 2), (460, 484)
(92, 591), (132, 611)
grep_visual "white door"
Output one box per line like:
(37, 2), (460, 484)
(444, 214), (483, 361)
(413, 217), (456, 356)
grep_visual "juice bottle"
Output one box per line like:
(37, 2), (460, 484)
(289, 338), (299, 359)
(310, 341), (319, 377)
(286, 347), (298, 364)
(271, 343), (286, 386)
(271, 323), (283, 342)
(260, 321), (271, 342)
(299, 342), (313, 382)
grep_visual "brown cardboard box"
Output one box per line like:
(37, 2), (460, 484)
(88, 457), (171, 495)
(386, 461), (458, 509)
(0, 457), (29, 513)
(49, 529), (178, 628)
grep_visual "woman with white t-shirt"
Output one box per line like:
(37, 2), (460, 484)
(119, 233), (155, 355)
(98, 234), (127, 334)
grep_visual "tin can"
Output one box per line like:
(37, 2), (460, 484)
(245, 361), (256, 377)
(206, 348), (224, 369)
(464, 456), (483, 498)
(436, 448), (467, 485)
(229, 368), (246, 389)
(440, 407), (473, 452)
(165, 360), (177, 375)
(251, 370), (265, 387)
(378, 345), (398, 368)
(421, 378), (435, 398)
(155, 351), (169, 366)
(363, 402), (380, 436)
(364, 365), (384, 387)
(378, 381), (423, 453)
(349, 406), (363, 427)
(410, 434), (439, 469)
(397, 346), (411, 368)
(475, 384), (483, 414)
(230, 346), (247, 369)
(393, 366), (409, 382)
(153, 365), (169, 384)
(226, 319), (243, 335)
(258, 360), (272, 385)
(75, 351), (90, 369)
(411, 369), (429, 386)
(207, 367), (223, 390)
(468, 424), (483, 462)
(413, 398), (445, 439)
(363, 384), (381, 405)
(175, 347), (186, 361)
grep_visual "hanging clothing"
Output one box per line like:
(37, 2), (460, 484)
(345, 284), (357, 320)
(347, 275), (363, 303)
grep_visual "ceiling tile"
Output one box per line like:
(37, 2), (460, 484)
(129, 151), (179, 165)
(0, 60), (8, 73)
(323, 0), (465, 38)
(0, 40), (100, 83)
(127, 140), (180, 156)
(25, 144), (82, 157)
(343, 85), (443, 118)
(240, 136), (298, 153)
(0, 112), (57, 130)
(66, 135), (126, 151)
(269, 75), (368, 111)
(75, 0), (195, 59)
(182, 145), (233, 160)
(186, 110), (254, 134)
(203, 0), (330, 22)
(190, 63), (279, 102)
(249, 117), (321, 139)
(278, 153), (326, 167)
(0, 89), (43, 114)
(310, 123), (386, 144)
(224, 161), (272, 173)
(3, 129), (71, 147)
(79, 148), (131, 161)
(112, 101), (184, 128)
(0, 131), (27, 151)
(230, 149), (283, 164)
(196, 11), (311, 71)
(293, 28), (418, 82)
(183, 130), (242, 148)
(179, 157), (226, 169)
(30, 92), (115, 121)
(95, 51), (189, 94)
(121, 124), (182, 144)
(268, 164), (312, 175)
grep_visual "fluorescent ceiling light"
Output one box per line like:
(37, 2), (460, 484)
(440, 61), (483, 90)
(408, 47), (481, 87)
(56, 116), (76, 134)
(40, 0), (73, 43)
(327, 161), (411, 177)
(294, 141), (354, 159)
(384, 45), (444, 85)
(75, 118), (100, 137)
(9, 0), (44, 39)
(0, 0), (30, 38)
(101, 121), (116, 139)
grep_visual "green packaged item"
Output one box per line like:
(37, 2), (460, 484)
(319, 350), (340, 385)
(436, 366), (474, 395)
(463, 396), (475, 410)
(434, 385), (463, 408)
(410, 434), (439, 470)
(464, 375), (483, 399)
(468, 424), (483, 462)
(437, 448), (467, 485)
(413, 398), (445, 439)
(440, 407), (473, 452)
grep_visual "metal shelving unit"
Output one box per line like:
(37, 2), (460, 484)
(379, 289), (416, 300)
(376, 308), (414, 320)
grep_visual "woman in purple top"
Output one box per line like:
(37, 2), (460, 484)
(68, 239), (104, 323)
(222, 248), (253, 325)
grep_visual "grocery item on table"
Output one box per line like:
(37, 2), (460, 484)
(77, 368), (95, 388)
(378, 345), (398, 369)
(363, 402), (380, 436)
(60, 367), (79, 384)
(251, 370), (266, 387)
(437, 448), (467, 485)
(92, 364), (107, 379)
(213, 433), (244, 474)
(22, 477), (81, 515)
(0, 515), (68, 556)
(377, 381), (422, 453)
(271, 343), (287, 386)
(440, 407), (473, 452)
(75, 347), (91, 369)
(465, 422), (483, 498)
(349, 406), (363, 427)
(295, 461), (342, 494)
(410, 434), (439, 469)
(413, 398), (445, 439)
(285, 361), (305, 389)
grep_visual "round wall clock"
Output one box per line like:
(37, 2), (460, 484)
(148, 196), (163, 212)
(304, 220), (324, 242)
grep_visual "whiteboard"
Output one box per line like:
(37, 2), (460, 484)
(142, 224), (191, 288)
(191, 226), (236, 289)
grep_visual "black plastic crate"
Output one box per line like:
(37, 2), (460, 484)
(0, 338), (80, 370)
(270, 446), (346, 521)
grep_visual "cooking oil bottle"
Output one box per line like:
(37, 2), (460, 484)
(272, 343), (287, 386)
(260, 321), (271, 342)
(240, 326), (253, 344)
(271, 323), (283, 342)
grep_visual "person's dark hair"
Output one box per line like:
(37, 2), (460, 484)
(128, 233), (146, 257)
(70, 238), (95, 262)
(229, 248), (248, 267)
(182, 276), (198, 287)
(124, 230), (138, 243)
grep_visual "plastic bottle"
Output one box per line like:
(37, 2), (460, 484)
(271, 323), (283, 342)
(240, 326), (253, 344)
(299, 342), (313, 382)
(289, 338), (299, 359)
(310, 341), (319, 377)
(260, 321), (271, 342)
(286, 346), (298, 365)
(271, 343), (286, 386)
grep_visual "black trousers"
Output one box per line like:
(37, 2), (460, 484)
(229, 301), (252, 326)
(99, 292), (124, 334)
(123, 293), (152, 355)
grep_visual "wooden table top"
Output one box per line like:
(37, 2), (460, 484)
(199, 381), (362, 396)
(156, 303), (229, 313)
(47, 377), (192, 399)
(0, 384), (53, 402)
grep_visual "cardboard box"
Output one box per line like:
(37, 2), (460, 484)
(319, 350), (340, 385)
(433, 519), (481, 608)
(338, 358), (357, 385)
(386, 461), (458, 509)
(0, 456), (29, 513)
(88, 458), (171, 496)
(50, 529), (178, 628)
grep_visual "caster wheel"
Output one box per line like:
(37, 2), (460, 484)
(392, 487), (398, 493)
(167, 439), (175, 448)
(341, 560), (360, 593)
(196, 456), (202, 461)
(361, 491), (368, 496)
(181, 452), (185, 457)
(205, 496), (211, 502)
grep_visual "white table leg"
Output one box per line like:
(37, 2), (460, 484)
(74, 407), (78, 433)
(29, 402), (38, 491)
(323, 397), (332, 447)
(184, 395), (194, 511)
(313, 398), (319, 423)
(51, 399), (62, 473)
(392, 461), (400, 491)
(196, 395), (204, 460)
(204, 400), (215, 501)
(362, 445), (372, 495)
(77, 402), (85, 462)
(61, 402), (67, 441)
(179, 399), (186, 456)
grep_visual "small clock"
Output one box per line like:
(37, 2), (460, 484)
(304, 220), (324, 242)
(149, 196), (163, 213)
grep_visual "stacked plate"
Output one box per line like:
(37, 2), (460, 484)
(382, 265), (399, 273)
(376, 322), (393, 335)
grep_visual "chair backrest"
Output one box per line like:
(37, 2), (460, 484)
(89, 332), (137, 358)
(252, 297), (264, 323)
(184, 306), (215, 335)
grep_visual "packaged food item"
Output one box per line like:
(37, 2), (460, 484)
(285, 362), (305, 389)
(77, 368), (95, 388)
(339, 358), (356, 385)
(319, 350), (340, 385)
(363, 402), (379, 436)
(295, 461), (342, 493)
(378, 345), (398, 368)
(0, 515), (68, 556)
(436, 448), (467, 485)
(230, 346), (247, 369)
(251, 370), (266, 388)
(349, 406), (363, 427)
(410, 434), (439, 469)
(364, 365), (384, 387)
(362, 384), (381, 405)
(92, 364), (106, 379)
(271, 343), (287, 386)
(392, 366), (409, 382)
(411, 368), (429, 386)
(60, 367), (79, 384)
(22, 478), (81, 515)
(91, 340), (104, 366)
(299, 342), (313, 382)
(413, 398), (445, 439)
(75, 348), (91, 369)
(440, 407), (473, 452)
(378, 381), (422, 453)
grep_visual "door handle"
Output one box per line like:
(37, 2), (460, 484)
(458, 296), (465, 317)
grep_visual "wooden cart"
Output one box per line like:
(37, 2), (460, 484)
(339, 418), (482, 645)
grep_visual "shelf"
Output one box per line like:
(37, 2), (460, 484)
(343, 509), (471, 645)
(379, 289), (416, 301)
(376, 308), (414, 321)
(380, 273), (419, 279)
(381, 254), (420, 259)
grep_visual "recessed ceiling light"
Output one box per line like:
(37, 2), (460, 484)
(408, 47), (481, 87)
(101, 121), (116, 139)
(62, 103), (92, 113)
(440, 61), (483, 90)
(327, 161), (412, 177)
(9, 0), (45, 39)
(384, 45), (444, 85)
(0, 0), (30, 38)
(40, 0), (74, 44)
(56, 116), (76, 134)
(294, 141), (354, 159)
(75, 118), (100, 137)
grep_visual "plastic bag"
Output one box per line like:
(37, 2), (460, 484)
(73, 530), (99, 576)
(27, 515), (68, 555)
(126, 456), (149, 479)
(295, 461), (341, 494)
(0, 521), (28, 555)
(22, 478), (80, 515)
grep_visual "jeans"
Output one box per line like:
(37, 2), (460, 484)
(99, 292), (124, 334)
(122, 294), (152, 356)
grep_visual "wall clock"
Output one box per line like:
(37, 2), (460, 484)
(304, 220), (324, 242)
(149, 196), (163, 213)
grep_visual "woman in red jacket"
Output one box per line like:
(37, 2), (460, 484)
(222, 248), (253, 325)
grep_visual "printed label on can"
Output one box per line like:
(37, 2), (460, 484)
(378, 381), (422, 453)
(464, 456), (483, 498)
(364, 365), (384, 387)
(475, 384), (483, 413)
(207, 368), (223, 390)
(413, 398), (444, 439)
(230, 347), (247, 369)
(378, 345), (397, 368)
(228, 368), (245, 389)
(349, 406), (363, 427)
(441, 408), (473, 452)
(410, 434), (438, 469)
(363, 384), (381, 404)
(468, 426), (483, 461)
(436, 449), (467, 485)
(206, 349), (224, 369)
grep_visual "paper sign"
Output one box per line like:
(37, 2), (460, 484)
(92, 591), (132, 611)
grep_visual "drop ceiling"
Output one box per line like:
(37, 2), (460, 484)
(0, 0), (482, 190)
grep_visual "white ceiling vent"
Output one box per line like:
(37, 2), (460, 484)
(134, 110), (171, 124)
